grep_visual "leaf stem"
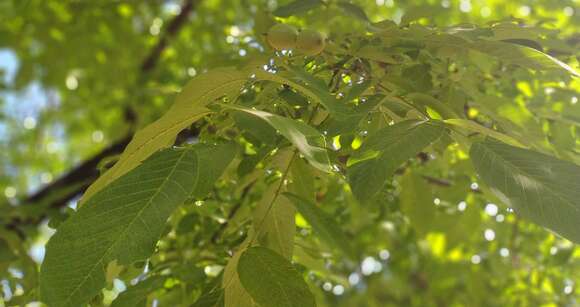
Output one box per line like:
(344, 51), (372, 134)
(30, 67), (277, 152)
(250, 150), (298, 246)
(250, 101), (321, 245)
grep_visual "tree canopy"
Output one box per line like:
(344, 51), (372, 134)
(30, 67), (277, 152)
(1, 0), (579, 306)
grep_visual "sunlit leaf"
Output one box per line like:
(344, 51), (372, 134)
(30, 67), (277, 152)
(81, 68), (248, 205)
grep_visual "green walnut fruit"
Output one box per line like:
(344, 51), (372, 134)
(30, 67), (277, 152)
(296, 29), (326, 56)
(266, 24), (298, 50)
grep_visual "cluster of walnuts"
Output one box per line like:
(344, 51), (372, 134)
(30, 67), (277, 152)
(266, 24), (326, 56)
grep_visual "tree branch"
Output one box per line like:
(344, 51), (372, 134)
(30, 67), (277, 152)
(24, 135), (132, 206)
(141, 0), (199, 71)
(12, 0), (200, 223)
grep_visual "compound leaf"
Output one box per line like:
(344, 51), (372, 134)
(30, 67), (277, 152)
(40, 143), (236, 307)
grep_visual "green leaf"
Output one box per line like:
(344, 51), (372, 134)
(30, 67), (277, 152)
(344, 80), (371, 102)
(81, 68), (248, 205)
(289, 157), (316, 202)
(254, 184), (296, 259)
(226, 105), (332, 172)
(0, 239), (16, 263)
(549, 121), (575, 150)
(347, 120), (446, 202)
(257, 67), (351, 118)
(350, 45), (402, 64)
(237, 247), (316, 307)
(399, 171), (436, 236)
(233, 111), (278, 145)
(279, 87), (309, 107)
(400, 5), (445, 25)
(407, 93), (458, 119)
(337, 2), (369, 22)
(474, 40), (580, 77)
(40, 143), (236, 307)
(444, 119), (524, 147)
(223, 238), (256, 307)
(110, 276), (166, 307)
(273, 0), (324, 18)
(224, 151), (297, 307)
(252, 149), (296, 259)
(284, 193), (354, 258)
(471, 140), (580, 243)
(192, 289), (225, 307)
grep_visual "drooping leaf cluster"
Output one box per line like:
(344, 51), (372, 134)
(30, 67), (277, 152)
(1, 1), (579, 306)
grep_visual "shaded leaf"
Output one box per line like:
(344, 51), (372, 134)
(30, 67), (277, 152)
(224, 150), (296, 307)
(226, 105), (332, 172)
(223, 238), (256, 307)
(233, 111), (278, 144)
(337, 2), (369, 22)
(400, 5), (445, 25)
(284, 193), (353, 258)
(400, 171), (436, 236)
(407, 93), (458, 119)
(110, 276), (166, 307)
(237, 247), (316, 307)
(254, 186), (296, 259)
(252, 149), (296, 259)
(352, 45), (402, 64)
(273, 0), (324, 17)
(471, 140), (580, 243)
(192, 289), (224, 307)
(40, 144), (236, 307)
(474, 40), (580, 77)
(278, 87), (309, 107)
(347, 120), (446, 202)
(444, 119), (523, 147)
(261, 66), (351, 118)
(289, 157), (316, 202)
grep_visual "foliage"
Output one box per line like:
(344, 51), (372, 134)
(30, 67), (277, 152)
(1, 0), (580, 306)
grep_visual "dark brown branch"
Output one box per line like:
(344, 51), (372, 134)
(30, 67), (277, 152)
(141, 0), (199, 71)
(421, 175), (452, 187)
(24, 135), (132, 206)
(12, 0), (200, 224)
